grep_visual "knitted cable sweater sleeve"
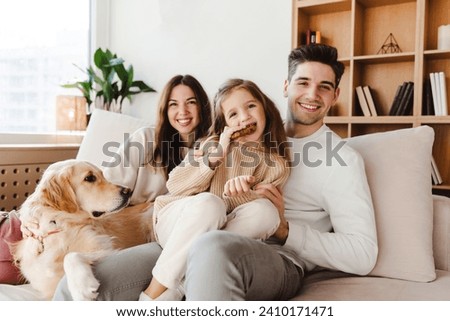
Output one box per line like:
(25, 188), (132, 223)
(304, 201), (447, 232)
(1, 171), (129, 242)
(164, 136), (222, 196)
(165, 153), (216, 196)
(220, 148), (290, 212)
(256, 152), (290, 188)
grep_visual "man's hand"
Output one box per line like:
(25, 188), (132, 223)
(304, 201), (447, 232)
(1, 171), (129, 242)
(255, 183), (289, 244)
(254, 183), (283, 214)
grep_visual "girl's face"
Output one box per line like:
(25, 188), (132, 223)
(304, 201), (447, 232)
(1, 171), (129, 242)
(221, 88), (266, 143)
(167, 84), (200, 142)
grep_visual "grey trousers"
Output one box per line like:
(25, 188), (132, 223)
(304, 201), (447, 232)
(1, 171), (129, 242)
(185, 231), (303, 300)
(53, 242), (162, 301)
(53, 231), (303, 301)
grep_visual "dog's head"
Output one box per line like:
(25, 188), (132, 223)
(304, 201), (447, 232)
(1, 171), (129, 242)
(29, 159), (131, 217)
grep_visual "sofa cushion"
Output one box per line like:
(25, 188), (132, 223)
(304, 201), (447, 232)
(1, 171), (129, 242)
(295, 269), (450, 300)
(432, 195), (450, 271)
(346, 126), (435, 282)
(76, 109), (152, 168)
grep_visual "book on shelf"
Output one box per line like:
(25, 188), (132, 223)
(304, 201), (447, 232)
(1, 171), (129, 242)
(389, 82), (407, 116)
(429, 71), (449, 116)
(389, 83), (402, 115)
(355, 86), (371, 116)
(422, 77), (435, 116)
(303, 29), (321, 45)
(362, 86), (378, 116)
(429, 73), (440, 115)
(431, 156), (443, 185)
(395, 81), (414, 116)
(438, 72), (448, 116)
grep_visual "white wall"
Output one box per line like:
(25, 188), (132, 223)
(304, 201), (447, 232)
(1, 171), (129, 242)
(101, 0), (292, 124)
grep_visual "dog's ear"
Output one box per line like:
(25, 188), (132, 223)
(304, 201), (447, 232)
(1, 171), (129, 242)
(41, 169), (79, 213)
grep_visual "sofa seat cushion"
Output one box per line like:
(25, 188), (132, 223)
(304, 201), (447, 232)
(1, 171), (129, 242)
(293, 269), (450, 301)
(0, 284), (44, 301)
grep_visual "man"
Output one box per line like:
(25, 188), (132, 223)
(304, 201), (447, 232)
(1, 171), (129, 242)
(53, 44), (377, 301)
(183, 43), (378, 300)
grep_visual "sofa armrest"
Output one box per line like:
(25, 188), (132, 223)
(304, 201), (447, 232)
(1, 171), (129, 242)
(433, 195), (450, 271)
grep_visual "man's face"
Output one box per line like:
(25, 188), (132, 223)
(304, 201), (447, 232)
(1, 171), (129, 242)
(283, 61), (339, 136)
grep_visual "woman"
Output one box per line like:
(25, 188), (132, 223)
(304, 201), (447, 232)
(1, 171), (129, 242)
(102, 74), (212, 204)
(53, 74), (211, 300)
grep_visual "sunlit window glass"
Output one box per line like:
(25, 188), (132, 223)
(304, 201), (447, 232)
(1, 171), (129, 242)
(0, 0), (90, 134)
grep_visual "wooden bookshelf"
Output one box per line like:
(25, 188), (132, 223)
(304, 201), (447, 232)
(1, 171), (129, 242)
(292, 0), (450, 196)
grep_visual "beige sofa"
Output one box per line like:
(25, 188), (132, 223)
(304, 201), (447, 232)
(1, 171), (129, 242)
(294, 194), (450, 300)
(0, 110), (449, 300)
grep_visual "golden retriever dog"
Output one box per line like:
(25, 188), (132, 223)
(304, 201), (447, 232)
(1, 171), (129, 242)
(12, 159), (153, 300)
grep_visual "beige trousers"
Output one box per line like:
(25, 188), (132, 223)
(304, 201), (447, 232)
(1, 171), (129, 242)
(152, 192), (279, 289)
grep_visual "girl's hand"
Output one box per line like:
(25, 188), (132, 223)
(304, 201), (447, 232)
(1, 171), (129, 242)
(218, 125), (241, 156)
(208, 125), (241, 168)
(192, 147), (204, 160)
(224, 175), (256, 197)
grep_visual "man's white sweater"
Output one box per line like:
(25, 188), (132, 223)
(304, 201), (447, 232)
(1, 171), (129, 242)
(276, 125), (378, 275)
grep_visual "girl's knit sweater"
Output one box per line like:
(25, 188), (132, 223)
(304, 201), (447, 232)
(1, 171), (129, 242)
(154, 141), (290, 214)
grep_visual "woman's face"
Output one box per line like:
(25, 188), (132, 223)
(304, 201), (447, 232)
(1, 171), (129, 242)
(167, 84), (201, 142)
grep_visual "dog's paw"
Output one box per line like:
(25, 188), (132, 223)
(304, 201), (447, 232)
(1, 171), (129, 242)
(64, 252), (100, 301)
(70, 276), (100, 301)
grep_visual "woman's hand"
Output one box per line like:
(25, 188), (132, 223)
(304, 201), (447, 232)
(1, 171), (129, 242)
(254, 183), (289, 244)
(223, 175), (255, 197)
(20, 218), (39, 238)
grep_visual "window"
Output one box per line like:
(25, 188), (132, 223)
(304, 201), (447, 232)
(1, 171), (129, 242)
(0, 0), (91, 134)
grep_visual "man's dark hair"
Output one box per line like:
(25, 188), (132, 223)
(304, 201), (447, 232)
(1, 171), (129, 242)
(288, 44), (345, 88)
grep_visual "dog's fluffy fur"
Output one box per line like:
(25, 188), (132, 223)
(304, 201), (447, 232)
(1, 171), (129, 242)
(12, 159), (153, 300)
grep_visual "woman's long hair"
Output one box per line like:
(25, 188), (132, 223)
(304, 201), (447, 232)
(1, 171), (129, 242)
(151, 75), (212, 178)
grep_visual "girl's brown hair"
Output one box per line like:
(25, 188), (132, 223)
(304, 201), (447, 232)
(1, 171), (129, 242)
(152, 74), (212, 178)
(211, 78), (289, 162)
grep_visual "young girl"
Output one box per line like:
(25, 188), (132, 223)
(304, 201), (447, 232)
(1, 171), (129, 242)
(140, 79), (291, 301)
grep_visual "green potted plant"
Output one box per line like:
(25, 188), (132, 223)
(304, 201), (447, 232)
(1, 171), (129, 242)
(62, 48), (155, 114)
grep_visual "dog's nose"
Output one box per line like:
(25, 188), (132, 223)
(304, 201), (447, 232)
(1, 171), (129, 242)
(121, 187), (132, 197)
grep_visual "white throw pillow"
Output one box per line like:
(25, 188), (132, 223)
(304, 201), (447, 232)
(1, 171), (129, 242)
(346, 126), (436, 282)
(76, 109), (152, 168)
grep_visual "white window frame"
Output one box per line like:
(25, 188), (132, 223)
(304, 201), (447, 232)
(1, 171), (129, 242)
(0, 0), (111, 145)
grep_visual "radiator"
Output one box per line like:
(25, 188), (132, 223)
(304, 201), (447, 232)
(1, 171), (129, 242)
(0, 144), (79, 211)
